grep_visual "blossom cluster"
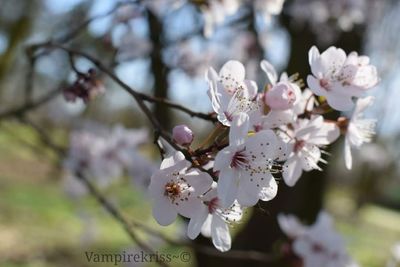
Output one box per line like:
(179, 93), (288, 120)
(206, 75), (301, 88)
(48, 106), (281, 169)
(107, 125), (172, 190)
(149, 45), (379, 259)
(278, 212), (359, 267)
(63, 124), (155, 196)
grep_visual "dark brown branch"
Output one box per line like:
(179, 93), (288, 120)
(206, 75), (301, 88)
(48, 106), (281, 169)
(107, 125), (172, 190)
(139, 93), (217, 122)
(28, 42), (217, 178)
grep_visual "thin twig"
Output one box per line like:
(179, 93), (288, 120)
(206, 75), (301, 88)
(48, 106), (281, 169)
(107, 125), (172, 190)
(29, 42), (217, 178)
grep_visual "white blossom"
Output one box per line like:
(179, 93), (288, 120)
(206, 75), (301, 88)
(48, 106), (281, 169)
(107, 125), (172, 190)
(344, 96), (376, 169)
(279, 212), (358, 267)
(149, 151), (213, 226)
(387, 242), (400, 267)
(307, 46), (378, 111)
(207, 60), (259, 126)
(281, 115), (340, 186)
(214, 112), (285, 208)
(187, 182), (242, 252)
(201, 0), (241, 37)
(255, 0), (286, 22)
(64, 125), (151, 189)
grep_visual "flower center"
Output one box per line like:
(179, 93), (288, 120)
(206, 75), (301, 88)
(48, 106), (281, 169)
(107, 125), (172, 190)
(294, 140), (306, 153)
(206, 197), (219, 214)
(254, 123), (263, 132)
(311, 242), (325, 253)
(287, 90), (296, 104)
(230, 147), (249, 169)
(164, 182), (181, 201)
(319, 79), (331, 91)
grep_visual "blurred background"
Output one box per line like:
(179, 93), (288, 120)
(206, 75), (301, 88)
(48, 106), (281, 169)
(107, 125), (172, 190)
(0, 0), (400, 266)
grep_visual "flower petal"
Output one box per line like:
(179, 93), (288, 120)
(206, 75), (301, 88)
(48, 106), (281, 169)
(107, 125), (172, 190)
(344, 138), (352, 170)
(261, 60), (278, 84)
(152, 198), (178, 226)
(185, 170), (214, 196)
(307, 75), (326, 96)
(211, 215), (231, 252)
(326, 92), (354, 111)
(283, 156), (303, 186)
(217, 168), (239, 208)
(219, 60), (245, 82)
(259, 177), (278, 201)
(187, 205), (209, 239)
(201, 214), (213, 238)
(229, 112), (250, 146)
(214, 146), (235, 171)
(277, 213), (306, 238)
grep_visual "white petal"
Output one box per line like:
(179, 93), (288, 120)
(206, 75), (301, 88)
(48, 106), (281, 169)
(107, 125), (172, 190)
(243, 79), (258, 99)
(244, 129), (279, 160)
(260, 60), (278, 84)
(187, 205), (209, 239)
(229, 112), (250, 146)
(201, 214), (213, 238)
(353, 65), (379, 89)
(262, 109), (296, 129)
(353, 96), (374, 116)
(283, 156), (303, 186)
(176, 196), (204, 218)
(219, 60), (245, 82)
(259, 177), (278, 201)
(319, 46), (347, 76)
(160, 151), (186, 169)
(344, 138), (352, 170)
(277, 213), (306, 238)
(299, 144), (321, 171)
(236, 177), (262, 207)
(152, 198), (178, 226)
(308, 46), (321, 77)
(217, 168), (239, 208)
(211, 215), (231, 252)
(326, 92), (354, 111)
(185, 170), (214, 196)
(214, 146), (234, 171)
(307, 75), (326, 96)
(308, 121), (340, 145)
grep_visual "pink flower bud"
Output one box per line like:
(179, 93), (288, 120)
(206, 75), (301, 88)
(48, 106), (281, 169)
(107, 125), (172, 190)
(172, 125), (194, 146)
(264, 81), (299, 110)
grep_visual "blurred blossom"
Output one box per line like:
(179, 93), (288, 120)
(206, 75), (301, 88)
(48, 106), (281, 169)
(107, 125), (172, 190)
(116, 31), (153, 62)
(358, 143), (390, 170)
(288, 0), (369, 44)
(387, 242), (400, 267)
(113, 4), (142, 24)
(278, 212), (359, 267)
(342, 96), (376, 170)
(200, 0), (241, 37)
(199, 0), (285, 37)
(255, 0), (285, 23)
(64, 124), (154, 194)
(63, 69), (105, 103)
(144, 0), (185, 17)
